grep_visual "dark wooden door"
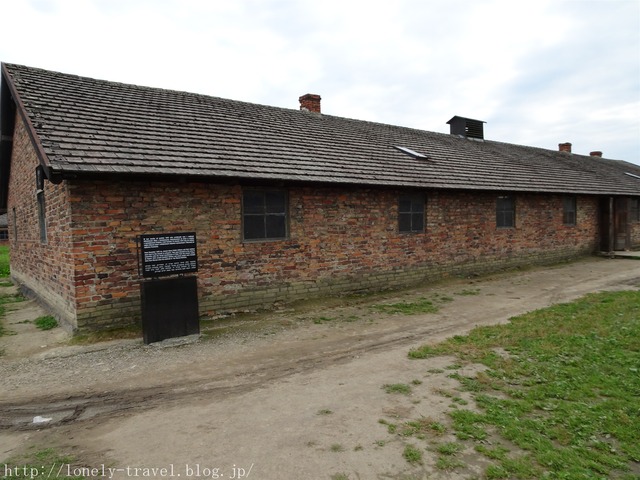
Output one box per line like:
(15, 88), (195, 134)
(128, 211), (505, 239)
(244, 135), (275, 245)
(614, 198), (629, 251)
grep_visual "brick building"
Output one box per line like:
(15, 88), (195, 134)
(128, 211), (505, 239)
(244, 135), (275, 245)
(1, 63), (639, 332)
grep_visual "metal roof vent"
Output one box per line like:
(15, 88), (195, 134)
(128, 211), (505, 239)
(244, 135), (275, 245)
(447, 116), (486, 140)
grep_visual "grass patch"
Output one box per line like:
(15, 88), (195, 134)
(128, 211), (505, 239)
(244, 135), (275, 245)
(317, 409), (333, 415)
(313, 316), (334, 324)
(330, 474), (349, 480)
(378, 419), (397, 434)
(435, 455), (465, 471)
(399, 417), (442, 438)
(475, 443), (510, 461)
(382, 383), (412, 395)
(451, 396), (468, 406)
(34, 315), (58, 330)
(409, 290), (640, 478)
(432, 293), (454, 303)
(2, 447), (86, 479)
(330, 443), (345, 452)
(436, 441), (464, 456)
(313, 314), (360, 324)
(0, 293), (25, 306)
(402, 444), (423, 465)
(455, 288), (481, 296)
(0, 245), (9, 277)
(371, 297), (439, 315)
(0, 290), (25, 337)
(69, 325), (141, 344)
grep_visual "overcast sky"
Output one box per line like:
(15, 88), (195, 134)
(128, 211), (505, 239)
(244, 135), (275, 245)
(2, 0), (639, 164)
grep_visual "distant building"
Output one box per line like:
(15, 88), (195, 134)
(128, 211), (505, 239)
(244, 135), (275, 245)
(0, 212), (8, 242)
(1, 63), (638, 332)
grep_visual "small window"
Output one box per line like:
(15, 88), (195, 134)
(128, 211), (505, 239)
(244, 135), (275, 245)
(496, 195), (515, 228)
(242, 189), (288, 241)
(399, 194), (425, 233)
(563, 196), (577, 226)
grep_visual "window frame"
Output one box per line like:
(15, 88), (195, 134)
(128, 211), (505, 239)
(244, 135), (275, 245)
(241, 188), (289, 242)
(562, 195), (577, 226)
(398, 193), (426, 233)
(496, 195), (515, 229)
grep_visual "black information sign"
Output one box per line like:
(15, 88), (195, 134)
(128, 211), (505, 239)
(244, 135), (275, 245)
(139, 232), (198, 278)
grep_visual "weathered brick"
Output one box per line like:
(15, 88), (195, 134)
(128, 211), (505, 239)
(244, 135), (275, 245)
(6, 113), (639, 333)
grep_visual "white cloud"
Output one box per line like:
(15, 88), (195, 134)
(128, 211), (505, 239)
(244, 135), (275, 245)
(2, 0), (638, 163)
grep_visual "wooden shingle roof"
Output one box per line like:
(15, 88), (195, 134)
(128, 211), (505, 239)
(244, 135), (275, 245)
(2, 62), (639, 196)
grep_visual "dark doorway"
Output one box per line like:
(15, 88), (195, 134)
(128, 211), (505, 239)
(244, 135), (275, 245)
(614, 197), (630, 251)
(141, 276), (200, 344)
(600, 197), (630, 252)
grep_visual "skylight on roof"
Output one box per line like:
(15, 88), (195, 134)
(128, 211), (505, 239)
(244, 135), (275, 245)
(624, 172), (640, 180)
(395, 146), (429, 159)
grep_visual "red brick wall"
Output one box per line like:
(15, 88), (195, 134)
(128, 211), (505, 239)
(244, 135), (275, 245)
(7, 114), (76, 326)
(65, 179), (600, 330)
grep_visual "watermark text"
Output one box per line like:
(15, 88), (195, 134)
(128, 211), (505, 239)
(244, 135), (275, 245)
(2, 463), (254, 479)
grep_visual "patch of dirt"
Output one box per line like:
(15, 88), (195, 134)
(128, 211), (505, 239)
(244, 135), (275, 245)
(0, 257), (638, 479)
(0, 286), (69, 359)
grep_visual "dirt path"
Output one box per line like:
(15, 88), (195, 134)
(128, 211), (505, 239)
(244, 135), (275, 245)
(1, 257), (639, 479)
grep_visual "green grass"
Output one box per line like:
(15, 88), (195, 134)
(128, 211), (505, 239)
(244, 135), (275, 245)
(34, 315), (58, 330)
(436, 441), (464, 456)
(2, 448), (86, 479)
(408, 290), (640, 479)
(313, 314), (360, 324)
(371, 297), (439, 315)
(455, 288), (481, 296)
(382, 383), (412, 395)
(399, 417), (445, 438)
(0, 291), (25, 338)
(330, 474), (350, 480)
(0, 293), (24, 306)
(378, 418), (397, 434)
(313, 315), (334, 324)
(402, 444), (423, 465)
(69, 324), (141, 344)
(0, 245), (16, 339)
(0, 245), (9, 277)
(435, 455), (465, 470)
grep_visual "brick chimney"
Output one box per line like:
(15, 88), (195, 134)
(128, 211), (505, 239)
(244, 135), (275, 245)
(558, 142), (572, 153)
(590, 151), (603, 157)
(299, 93), (321, 113)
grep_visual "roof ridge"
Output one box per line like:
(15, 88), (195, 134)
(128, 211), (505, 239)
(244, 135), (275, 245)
(1, 62), (638, 196)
